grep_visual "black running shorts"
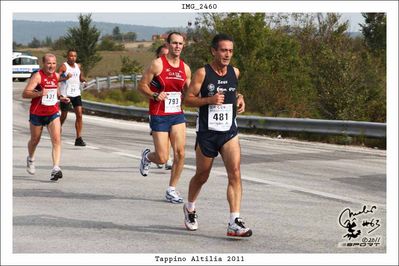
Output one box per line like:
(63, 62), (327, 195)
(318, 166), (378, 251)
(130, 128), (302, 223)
(60, 95), (82, 111)
(195, 129), (238, 158)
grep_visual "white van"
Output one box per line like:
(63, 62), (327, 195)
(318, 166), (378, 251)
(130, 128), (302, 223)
(12, 52), (40, 81)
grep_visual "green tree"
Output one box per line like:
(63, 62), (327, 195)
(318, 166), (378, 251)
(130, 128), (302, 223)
(64, 14), (102, 75)
(293, 13), (385, 122)
(124, 31), (137, 42)
(183, 14), (217, 71)
(13, 41), (23, 50)
(120, 56), (143, 74)
(98, 37), (124, 51)
(51, 37), (67, 50)
(112, 26), (122, 41)
(186, 13), (315, 117)
(41, 36), (53, 47)
(183, 12), (385, 122)
(360, 13), (386, 55)
(28, 37), (41, 48)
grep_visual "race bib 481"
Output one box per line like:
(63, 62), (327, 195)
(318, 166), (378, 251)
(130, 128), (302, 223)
(208, 104), (233, 131)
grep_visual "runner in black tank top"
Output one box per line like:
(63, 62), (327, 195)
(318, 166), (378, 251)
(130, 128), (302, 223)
(197, 64), (238, 133)
(182, 33), (252, 237)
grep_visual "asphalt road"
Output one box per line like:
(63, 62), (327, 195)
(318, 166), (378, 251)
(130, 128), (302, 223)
(11, 82), (386, 256)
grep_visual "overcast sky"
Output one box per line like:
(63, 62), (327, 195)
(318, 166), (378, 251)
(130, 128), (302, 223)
(13, 12), (365, 32)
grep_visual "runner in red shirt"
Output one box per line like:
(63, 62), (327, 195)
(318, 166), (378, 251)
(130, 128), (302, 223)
(138, 32), (191, 203)
(153, 45), (174, 170)
(22, 53), (70, 181)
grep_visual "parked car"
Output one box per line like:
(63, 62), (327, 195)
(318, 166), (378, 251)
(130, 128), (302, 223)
(12, 52), (40, 81)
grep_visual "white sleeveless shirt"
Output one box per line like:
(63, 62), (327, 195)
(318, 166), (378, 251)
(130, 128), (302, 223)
(60, 62), (81, 97)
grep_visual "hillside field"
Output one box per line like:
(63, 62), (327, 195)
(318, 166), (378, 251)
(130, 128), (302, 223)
(18, 43), (154, 78)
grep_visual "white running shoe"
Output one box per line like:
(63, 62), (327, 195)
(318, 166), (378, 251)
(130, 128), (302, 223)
(164, 159), (173, 170)
(139, 148), (151, 176)
(165, 189), (183, 204)
(227, 217), (253, 237)
(26, 156), (35, 175)
(50, 167), (63, 181)
(156, 164), (164, 169)
(183, 203), (198, 231)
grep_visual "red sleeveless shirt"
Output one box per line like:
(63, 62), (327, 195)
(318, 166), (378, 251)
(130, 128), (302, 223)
(149, 55), (186, 116)
(29, 70), (59, 116)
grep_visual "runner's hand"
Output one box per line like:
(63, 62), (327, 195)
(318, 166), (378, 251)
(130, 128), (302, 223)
(156, 91), (167, 101)
(237, 95), (245, 113)
(60, 95), (70, 103)
(209, 92), (225, 105)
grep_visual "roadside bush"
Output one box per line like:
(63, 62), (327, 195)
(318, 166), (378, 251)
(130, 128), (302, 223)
(120, 56), (144, 74)
(98, 38), (125, 51)
(106, 89), (124, 101)
(125, 89), (145, 103)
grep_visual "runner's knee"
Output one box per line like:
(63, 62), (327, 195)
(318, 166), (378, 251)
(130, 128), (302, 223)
(156, 153), (169, 164)
(51, 134), (61, 145)
(194, 170), (210, 184)
(173, 148), (185, 161)
(29, 137), (40, 147)
(227, 166), (241, 183)
(76, 112), (83, 121)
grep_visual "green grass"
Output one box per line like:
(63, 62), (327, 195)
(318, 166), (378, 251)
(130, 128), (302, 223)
(21, 46), (153, 79)
(82, 88), (149, 107)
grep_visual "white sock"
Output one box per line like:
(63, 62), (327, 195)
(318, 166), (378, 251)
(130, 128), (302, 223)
(186, 202), (195, 212)
(167, 186), (175, 192)
(28, 156), (34, 161)
(230, 212), (240, 225)
(52, 165), (61, 171)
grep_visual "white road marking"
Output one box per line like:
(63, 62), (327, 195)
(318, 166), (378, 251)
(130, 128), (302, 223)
(111, 147), (386, 208)
(43, 119), (386, 209)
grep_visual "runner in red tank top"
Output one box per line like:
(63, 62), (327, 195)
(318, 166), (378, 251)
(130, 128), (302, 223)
(148, 55), (187, 116)
(153, 45), (173, 170)
(138, 32), (191, 203)
(22, 53), (70, 181)
(29, 69), (59, 116)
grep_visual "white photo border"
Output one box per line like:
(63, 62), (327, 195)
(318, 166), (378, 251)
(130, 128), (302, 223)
(1, 1), (397, 265)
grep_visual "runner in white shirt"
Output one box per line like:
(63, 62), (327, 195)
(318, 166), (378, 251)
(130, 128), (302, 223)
(58, 49), (87, 146)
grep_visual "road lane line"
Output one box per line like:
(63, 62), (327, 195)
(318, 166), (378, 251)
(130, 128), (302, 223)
(111, 149), (385, 208)
(51, 129), (386, 209)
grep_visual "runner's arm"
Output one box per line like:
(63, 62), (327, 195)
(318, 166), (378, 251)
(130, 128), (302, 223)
(184, 67), (225, 107)
(181, 63), (192, 103)
(78, 64), (87, 83)
(22, 72), (43, 99)
(138, 59), (162, 100)
(57, 64), (70, 82)
(233, 67), (245, 113)
(55, 72), (70, 103)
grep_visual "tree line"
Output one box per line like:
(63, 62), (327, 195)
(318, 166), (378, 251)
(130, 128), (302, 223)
(183, 13), (386, 123)
(15, 13), (385, 123)
(13, 20), (136, 52)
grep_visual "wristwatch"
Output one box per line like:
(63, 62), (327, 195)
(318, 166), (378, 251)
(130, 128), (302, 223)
(152, 92), (159, 101)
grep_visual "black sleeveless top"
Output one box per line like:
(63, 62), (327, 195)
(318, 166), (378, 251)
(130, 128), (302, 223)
(197, 64), (238, 132)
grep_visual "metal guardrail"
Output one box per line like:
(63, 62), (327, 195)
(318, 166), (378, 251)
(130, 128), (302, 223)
(82, 99), (386, 138)
(84, 75), (142, 91)
(82, 75), (385, 138)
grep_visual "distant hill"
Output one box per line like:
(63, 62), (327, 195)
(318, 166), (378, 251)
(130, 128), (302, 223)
(13, 20), (362, 45)
(13, 20), (184, 44)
